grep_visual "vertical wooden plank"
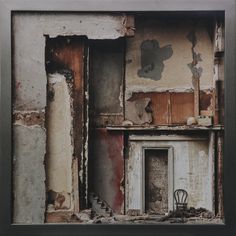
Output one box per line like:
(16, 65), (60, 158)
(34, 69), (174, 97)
(151, 93), (169, 125)
(193, 78), (200, 117)
(72, 39), (86, 211)
(170, 93), (194, 125)
(167, 92), (171, 125)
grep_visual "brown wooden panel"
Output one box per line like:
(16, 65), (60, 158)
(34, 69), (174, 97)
(170, 93), (194, 125)
(127, 92), (169, 125)
(152, 93), (169, 125)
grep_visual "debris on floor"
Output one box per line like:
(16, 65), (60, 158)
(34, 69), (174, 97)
(68, 207), (221, 224)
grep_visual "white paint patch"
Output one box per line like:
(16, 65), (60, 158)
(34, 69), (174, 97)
(119, 84), (124, 108)
(46, 73), (73, 194)
(126, 135), (213, 213)
(48, 73), (65, 84)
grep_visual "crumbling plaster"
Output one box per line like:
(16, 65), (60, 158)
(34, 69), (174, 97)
(12, 13), (131, 223)
(125, 18), (214, 99)
(91, 129), (124, 214)
(46, 73), (73, 210)
(13, 13), (132, 110)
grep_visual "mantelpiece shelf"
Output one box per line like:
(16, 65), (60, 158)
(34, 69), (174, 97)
(106, 125), (224, 131)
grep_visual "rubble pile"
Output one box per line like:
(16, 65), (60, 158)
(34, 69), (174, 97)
(70, 207), (221, 224)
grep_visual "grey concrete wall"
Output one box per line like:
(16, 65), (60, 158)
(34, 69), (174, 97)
(13, 125), (46, 223)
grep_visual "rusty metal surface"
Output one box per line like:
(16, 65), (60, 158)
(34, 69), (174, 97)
(46, 36), (86, 211)
(90, 128), (124, 214)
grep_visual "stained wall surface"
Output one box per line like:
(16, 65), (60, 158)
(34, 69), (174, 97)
(90, 129), (124, 214)
(12, 13), (130, 223)
(13, 125), (46, 223)
(127, 135), (214, 213)
(125, 15), (214, 99)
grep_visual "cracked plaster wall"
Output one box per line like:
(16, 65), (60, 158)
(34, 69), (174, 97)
(127, 135), (214, 214)
(12, 13), (129, 223)
(125, 17), (214, 99)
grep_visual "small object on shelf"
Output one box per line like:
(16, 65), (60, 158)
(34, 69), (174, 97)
(196, 115), (212, 126)
(187, 117), (197, 126)
(122, 120), (133, 126)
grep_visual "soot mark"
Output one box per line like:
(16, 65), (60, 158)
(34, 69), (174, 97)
(138, 39), (173, 81)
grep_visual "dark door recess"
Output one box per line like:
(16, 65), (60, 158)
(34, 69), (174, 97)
(145, 149), (168, 214)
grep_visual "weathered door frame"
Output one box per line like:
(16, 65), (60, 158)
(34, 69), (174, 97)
(142, 147), (174, 213)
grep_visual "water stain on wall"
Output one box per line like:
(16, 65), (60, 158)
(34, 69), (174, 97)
(137, 39), (173, 81)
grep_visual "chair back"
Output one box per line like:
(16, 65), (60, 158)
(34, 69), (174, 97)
(174, 189), (188, 211)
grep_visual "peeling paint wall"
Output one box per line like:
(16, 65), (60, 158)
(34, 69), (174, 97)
(12, 12), (223, 223)
(127, 135), (214, 213)
(125, 91), (213, 125)
(125, 97), (152, 125)
(46, 73), (73, 211)
(125, 15), (214, 98)
(13, 13), (132, 110)
(12, 12), (131, 223)
(90, 129), (124, 214)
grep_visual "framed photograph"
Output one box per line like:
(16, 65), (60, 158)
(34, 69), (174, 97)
(0, 0), (236, 235)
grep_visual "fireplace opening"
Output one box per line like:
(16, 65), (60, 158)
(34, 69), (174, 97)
(145, 149), (169, 215)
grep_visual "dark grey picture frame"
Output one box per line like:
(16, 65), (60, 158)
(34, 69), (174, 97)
(0, 0), (236, 235)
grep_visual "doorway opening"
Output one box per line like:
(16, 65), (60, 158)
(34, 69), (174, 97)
(145, 149), (168, 215)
